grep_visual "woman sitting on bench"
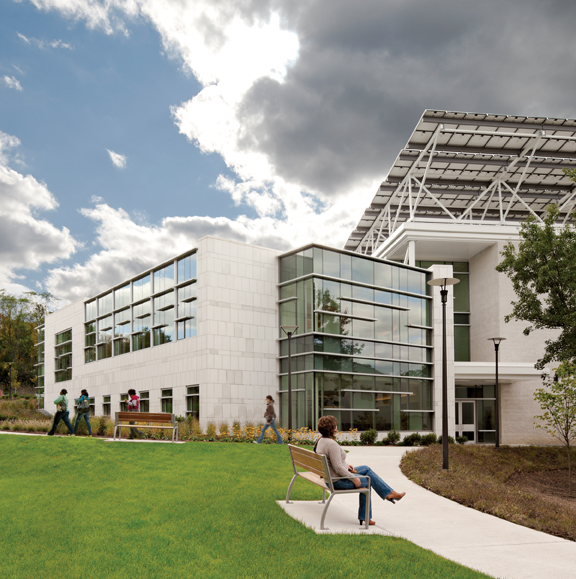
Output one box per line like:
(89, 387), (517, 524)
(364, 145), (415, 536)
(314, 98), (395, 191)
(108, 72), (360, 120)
(314, 415), (405, 526)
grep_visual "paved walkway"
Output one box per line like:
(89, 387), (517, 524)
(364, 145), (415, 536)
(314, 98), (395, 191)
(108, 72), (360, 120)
(278, 447), (576, 579)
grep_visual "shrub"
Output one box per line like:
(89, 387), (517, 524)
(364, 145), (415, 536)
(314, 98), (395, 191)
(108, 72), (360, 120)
(385, 430), (401, 445)
(360, 429), (378, 444)
(97, 416), (108, 436)
(420, 433), (438, 446)
(12, 423), (23, 432)
(219, 421), (229, 437)
(206, 422), (217, 437)
(437, 435), (455, 444)
(191, 417), (203, 436)
(456, 435), (468, 445)
(402, 433), (422, 447)
(232, 420), (241, 438)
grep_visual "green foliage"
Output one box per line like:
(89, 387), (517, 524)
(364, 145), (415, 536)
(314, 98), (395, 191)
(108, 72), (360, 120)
(456, 436), (468, 445)
(360, 428), (378, 444)
(0, 437), (490, 579)
(402, 433), (422, 446)
(420, 433), (438, 446)
(534, 361), (576, 493)
(218, 421), (229, 437)
(496, 202), (576, 368)
(385, 430), (401, 445)
(437, 435), (455, 445)
(206, 421), (217, 437)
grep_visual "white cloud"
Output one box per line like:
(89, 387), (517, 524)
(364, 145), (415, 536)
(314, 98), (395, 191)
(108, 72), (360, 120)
(2, 76), (23, 91)
(0, 130), (79, 295)
(17, 31), (74, 50)
(106, 149), (127, 168)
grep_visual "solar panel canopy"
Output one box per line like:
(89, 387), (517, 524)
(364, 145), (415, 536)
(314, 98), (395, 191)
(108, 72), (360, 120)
(345, 110), (576, 255)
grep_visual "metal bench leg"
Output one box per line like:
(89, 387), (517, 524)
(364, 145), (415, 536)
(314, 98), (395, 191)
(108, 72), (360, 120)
(363, 489), (370, 531)
(319, 488), (327, 504)
(320, 493), (335, 530)
(285, 474), (298, 504)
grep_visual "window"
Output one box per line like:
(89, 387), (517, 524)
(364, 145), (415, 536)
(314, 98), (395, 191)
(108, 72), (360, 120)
(55, 329), (72, 382)
(139, 391), (149, 412)
(186, 386), (199, 418)
(132, 301), (151, 351)
(102, 396), (111, 416)
(97, 315), (113, 359)
(133, 274), (151, 302)
(114, 308), (131, 356)
(161, 389), (173, 413)
(154, 264), (175, 294)
(85, 300), (97, 321)
(176, 283), (197, 339)
(177, 253), (196, 283)
(154, 308), (174, 345)
(98, 292), (113, 316)
(36, 325), (45, 409)
(120, 393), (128, 412)
(114, 284), (131, 310)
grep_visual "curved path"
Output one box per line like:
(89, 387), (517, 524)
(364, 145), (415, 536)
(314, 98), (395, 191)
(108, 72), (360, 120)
(278, 446), (576, 579)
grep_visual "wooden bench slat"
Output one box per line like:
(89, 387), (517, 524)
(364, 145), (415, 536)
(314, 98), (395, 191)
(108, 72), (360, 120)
(293, 459), (326, 479)
(298, 471), (328, 489)
(114, 412), (178, 442)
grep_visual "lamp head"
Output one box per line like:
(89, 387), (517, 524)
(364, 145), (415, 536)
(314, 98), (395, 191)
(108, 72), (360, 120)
(427, 277), (460, 289)
(281, 325), (298, 337)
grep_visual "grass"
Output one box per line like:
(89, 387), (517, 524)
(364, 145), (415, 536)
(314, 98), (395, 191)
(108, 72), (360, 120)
(0, 436), (491, 579)
(401, 445), (576, 541)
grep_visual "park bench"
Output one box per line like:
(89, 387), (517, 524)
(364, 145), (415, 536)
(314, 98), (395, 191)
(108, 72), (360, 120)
(113, 412), (179, 442)
(286, 444), (371, 530)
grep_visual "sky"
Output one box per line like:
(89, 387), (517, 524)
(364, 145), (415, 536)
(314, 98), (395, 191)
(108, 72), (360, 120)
(2, 0), (576, 306)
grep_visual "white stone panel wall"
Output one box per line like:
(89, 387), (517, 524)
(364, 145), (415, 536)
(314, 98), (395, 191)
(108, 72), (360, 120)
(43, 236), (281, 429)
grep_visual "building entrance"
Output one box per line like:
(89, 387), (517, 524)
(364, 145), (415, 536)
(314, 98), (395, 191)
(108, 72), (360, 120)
(455, 400), (475, 443)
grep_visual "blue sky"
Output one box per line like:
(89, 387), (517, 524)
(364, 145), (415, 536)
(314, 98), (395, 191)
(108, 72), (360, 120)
(2, 0), (576, 305)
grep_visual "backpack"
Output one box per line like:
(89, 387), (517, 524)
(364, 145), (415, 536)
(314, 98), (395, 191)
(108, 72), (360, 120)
(57, 398), (67, 412)
(78, 398), (90, 412)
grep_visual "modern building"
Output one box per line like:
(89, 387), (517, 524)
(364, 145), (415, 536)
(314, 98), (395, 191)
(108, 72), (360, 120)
(39, 110), (576, 444)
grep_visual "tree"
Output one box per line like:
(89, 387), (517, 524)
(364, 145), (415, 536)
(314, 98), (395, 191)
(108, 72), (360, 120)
(534, 362), (576, 495)
(496, 202), (576, 369)
(0, 291), (56, 398)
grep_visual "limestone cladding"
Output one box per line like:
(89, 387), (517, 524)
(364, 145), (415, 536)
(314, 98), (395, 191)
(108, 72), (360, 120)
(428, 264), (456, 439)
(43, 235), (281, 429)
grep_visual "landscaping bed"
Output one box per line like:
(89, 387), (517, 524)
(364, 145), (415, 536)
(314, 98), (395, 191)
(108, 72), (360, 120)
(401, 445), (576, 541)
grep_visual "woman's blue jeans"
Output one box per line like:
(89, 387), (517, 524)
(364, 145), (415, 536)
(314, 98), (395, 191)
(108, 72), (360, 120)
(48, 411), (74, 435)
(74, 412), (92, 435)
(332, 465), (393, 521)
(256, 419), (283, 444)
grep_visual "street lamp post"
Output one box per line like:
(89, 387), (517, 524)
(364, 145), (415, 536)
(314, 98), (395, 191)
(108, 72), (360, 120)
(428, 277), (460, 470)
(7, 362), (12, 400)
(488, 337), (506, 449)
(281, 325), (298, 433)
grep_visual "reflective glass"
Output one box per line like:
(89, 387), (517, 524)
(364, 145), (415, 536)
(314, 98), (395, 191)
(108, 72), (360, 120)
(114, 284), (131, 310)
(133, 275), (151, 302)
(98, 292), (113, 316)
(323, 250), (340, 278)
(154, 263), (175, 294)
(352, 257), (373, 285)
(178, 254), (197, 283)
(85, 300), (97, 321)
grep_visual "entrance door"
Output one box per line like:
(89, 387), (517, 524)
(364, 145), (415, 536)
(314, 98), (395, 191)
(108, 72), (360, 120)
(455, 400), (475, 443)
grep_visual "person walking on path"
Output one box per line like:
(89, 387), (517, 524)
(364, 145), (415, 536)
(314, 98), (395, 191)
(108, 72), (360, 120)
(254, 395), (283, 444)
(314, 415), (405, 526)
(47, 389), (74, 436)
(127, 389), (143, 439)
(73, 389), (92, 436)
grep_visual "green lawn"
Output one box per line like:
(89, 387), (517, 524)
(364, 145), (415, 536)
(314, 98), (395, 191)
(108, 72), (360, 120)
(0, 436), (490, 579)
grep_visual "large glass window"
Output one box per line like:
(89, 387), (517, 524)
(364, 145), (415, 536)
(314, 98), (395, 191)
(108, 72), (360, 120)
(178, 253), (197, 283)
(114, 284), (131, 310)
(133, 274), (151, 302)
(154, 308), (174, 345)
(97, 315), (113, 359)
(154, 264), (175, 294)
(85, 300), (97, 321)
(161, 389), (173, 413)
(98, 292), (113, 316)
(55, 329), (72, 383)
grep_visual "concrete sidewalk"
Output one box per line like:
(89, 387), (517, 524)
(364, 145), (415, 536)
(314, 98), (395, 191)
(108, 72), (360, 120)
(278, 446), (576, 579)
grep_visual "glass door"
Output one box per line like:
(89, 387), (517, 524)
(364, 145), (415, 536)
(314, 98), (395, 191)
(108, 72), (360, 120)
(455, 400), (476, 442)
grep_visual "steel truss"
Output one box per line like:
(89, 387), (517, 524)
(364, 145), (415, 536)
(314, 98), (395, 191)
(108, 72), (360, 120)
(347, 111), (576, 256)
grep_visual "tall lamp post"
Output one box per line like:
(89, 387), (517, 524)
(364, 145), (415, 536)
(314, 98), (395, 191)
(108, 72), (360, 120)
(281, 325), (298, 433)
(7, 362), (12, 400)
(428, 277), (459, 470)
(488, 337), (506, 448)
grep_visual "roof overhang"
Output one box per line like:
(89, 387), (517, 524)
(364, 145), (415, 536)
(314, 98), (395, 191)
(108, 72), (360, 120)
(455, 361), (541, 383)
(347, 109), (576, 256)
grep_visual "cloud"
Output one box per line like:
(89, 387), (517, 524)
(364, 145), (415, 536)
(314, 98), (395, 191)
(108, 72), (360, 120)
(2, 76), (23, 91)
(106, 149), (127, 168)
(0, 130), (79, 295)
(17, 31), (74, 50)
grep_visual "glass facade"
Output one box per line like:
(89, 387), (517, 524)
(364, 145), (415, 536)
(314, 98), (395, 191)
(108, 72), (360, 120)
(279, 247), (432, 431)
(36, 325), (45, 408)
(55, 329), (72, 382)
(417, 261), (470, 361)
(83, 250), (197, 364)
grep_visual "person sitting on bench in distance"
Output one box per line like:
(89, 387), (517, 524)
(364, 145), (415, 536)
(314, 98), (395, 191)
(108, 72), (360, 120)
(314, 415), (405, 526)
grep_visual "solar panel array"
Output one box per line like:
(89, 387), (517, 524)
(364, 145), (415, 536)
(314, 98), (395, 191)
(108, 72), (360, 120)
(345, 110), (576, 254)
